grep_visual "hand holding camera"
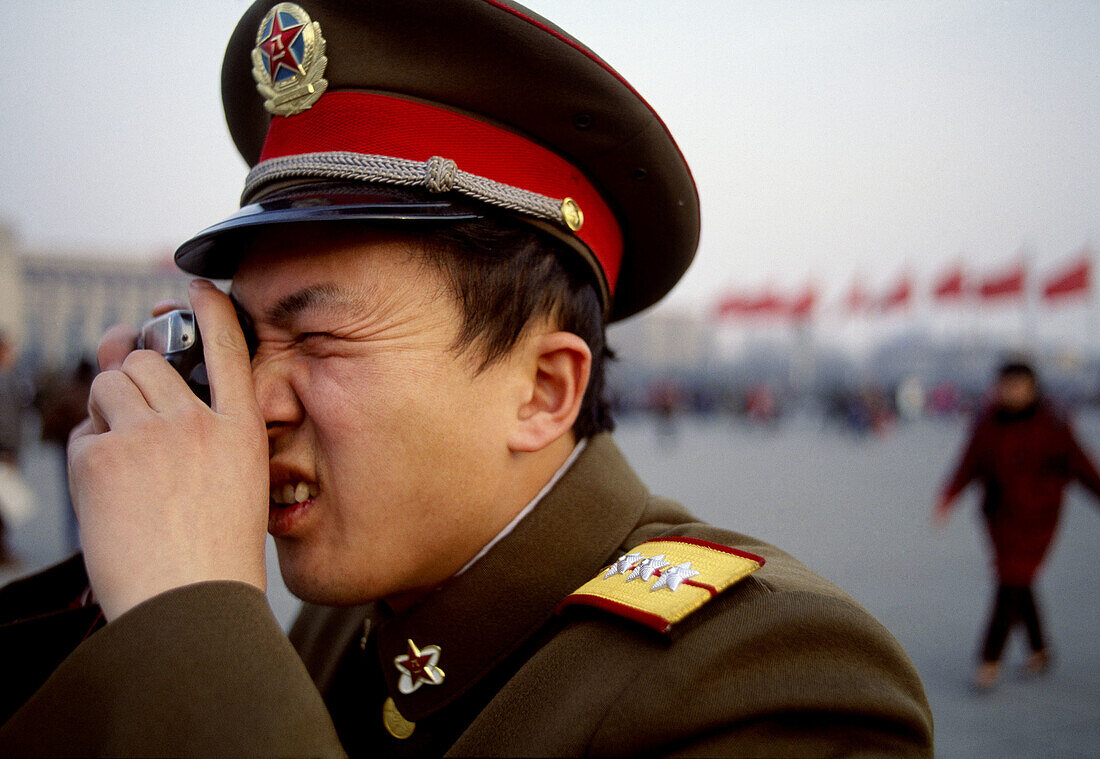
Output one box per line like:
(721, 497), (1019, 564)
(136, 301), (258, 405)
(68, 280), (269, 622)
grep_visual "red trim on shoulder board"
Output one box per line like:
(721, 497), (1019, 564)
(557, 593), (673, 634)
(682, 578), (720, 596)
(644, 536), (766, 566)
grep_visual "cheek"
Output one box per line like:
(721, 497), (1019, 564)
(297, 353), (504, 497)
(302, 360), (376, 429)
(298, 356), (458, 490)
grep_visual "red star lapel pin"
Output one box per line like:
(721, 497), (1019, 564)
(394, 639), (445, 694)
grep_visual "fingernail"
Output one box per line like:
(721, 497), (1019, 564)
(190, 278), (212, 290)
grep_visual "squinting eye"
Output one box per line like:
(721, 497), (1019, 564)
(296, 332), (336, 351)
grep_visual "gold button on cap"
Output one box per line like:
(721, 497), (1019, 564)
(561, 197), (584, 231)
(382, 697), (416, 739)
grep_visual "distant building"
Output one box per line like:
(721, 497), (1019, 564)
(0, 225), (192, 371)
(0, 226), (24, 346)
(609, 309), (715, 371)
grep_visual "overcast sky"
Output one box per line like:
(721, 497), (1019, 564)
(1, 1), (1096, 319)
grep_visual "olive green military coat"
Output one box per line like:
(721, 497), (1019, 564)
(0, 435), (933, 757)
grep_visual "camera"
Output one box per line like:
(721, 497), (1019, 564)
(137, 307), (257, 405)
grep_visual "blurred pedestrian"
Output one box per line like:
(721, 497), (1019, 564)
(745, 384), (778, 426)
(934, 360), (1100, 690)
(38, 358), (95, 553)
(0, 332), (29, 564)
(647, 378), (680, 441)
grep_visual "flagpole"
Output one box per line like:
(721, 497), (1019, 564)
(963, 256), (978, 361)
(1021, 246), (1035, 353)
(1084, 245), (1096, 358)
(1082, 245), (1091, 358)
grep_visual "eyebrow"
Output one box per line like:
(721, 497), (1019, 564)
(262, 283), (363, 328)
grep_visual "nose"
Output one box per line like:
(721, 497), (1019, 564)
(251, 351), (304, 436)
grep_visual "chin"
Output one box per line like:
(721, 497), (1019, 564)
(281, 567), (386, 607)
(275, 542), (387, 606)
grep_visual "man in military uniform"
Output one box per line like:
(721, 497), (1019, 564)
(0, 1), (933, 756)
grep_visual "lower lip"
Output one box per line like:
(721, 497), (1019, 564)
(268, 497), (317, 537)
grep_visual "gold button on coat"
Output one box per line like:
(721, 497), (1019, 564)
(382, 697), (415, 739)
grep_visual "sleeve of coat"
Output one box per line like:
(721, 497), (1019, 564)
(590, 586), (934, 758)
(939, 414), (988, 504)
(0, 555), (105, 726)
(1065, 422), (1100, 503)
(0, 581), (347, 758)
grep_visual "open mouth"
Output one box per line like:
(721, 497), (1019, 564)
(268, 479), (320, 537)
(270, 481), (319, 507)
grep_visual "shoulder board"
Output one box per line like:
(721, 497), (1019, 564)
(556, 537), (765, 634)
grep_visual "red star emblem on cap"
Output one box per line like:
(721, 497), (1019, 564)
(394, 639), (445, 694)
(259, 13), (305, 82)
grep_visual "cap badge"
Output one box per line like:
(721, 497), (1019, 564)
(394, 639), (445, 694)
(251, 2), (328, 116)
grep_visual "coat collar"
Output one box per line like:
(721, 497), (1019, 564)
(373, 433), (648, 720)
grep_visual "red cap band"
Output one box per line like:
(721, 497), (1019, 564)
(259, 91), (623, 294)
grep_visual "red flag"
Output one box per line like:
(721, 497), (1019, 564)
(751, 291), (786, 316)
(932, 265), (966, 301)
(1042, 253), (1091, 301)
(714, 288), (786, 320)
(788, 286), (817, 321)
(880, 274), (913, 312)
(845, 279), (870, 315)
(714, 294), (751, 319)
(978, 262), (1026, 299)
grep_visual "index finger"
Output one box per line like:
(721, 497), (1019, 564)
(151, 298), (188, 317)
(97, 324), (139, 372)
(189, 279), (256, 416)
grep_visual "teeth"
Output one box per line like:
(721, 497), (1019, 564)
(270, 481), (318, 505)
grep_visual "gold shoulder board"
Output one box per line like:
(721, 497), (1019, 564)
(557, 537), (765, 634)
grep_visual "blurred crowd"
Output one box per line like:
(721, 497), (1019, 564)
(611, 371), (1098, 438)
(0, 334), (93, 565)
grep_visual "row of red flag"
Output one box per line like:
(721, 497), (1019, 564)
(714, 249), (1092, 322)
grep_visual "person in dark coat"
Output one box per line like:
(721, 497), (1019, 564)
(0, 333), (29, 565)
(36, 359), (96, 553)
(935, 360), (1100, 689)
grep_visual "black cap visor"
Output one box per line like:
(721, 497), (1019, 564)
(174, 184), (484, 279)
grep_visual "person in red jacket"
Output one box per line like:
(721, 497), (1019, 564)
(935, 360), (1100, 690)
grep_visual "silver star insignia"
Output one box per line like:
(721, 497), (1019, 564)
(626, 554), (670, 582)
(605, 552), (644, 578)
(650, 561), (700, 592)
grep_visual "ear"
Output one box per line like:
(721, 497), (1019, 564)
(508, 331), (591, 453)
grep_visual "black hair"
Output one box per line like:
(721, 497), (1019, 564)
(415, 214), (614, 440)
(998, 360), (1036, 382)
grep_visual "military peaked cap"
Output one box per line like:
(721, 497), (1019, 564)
(174, 0), (700, 321)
